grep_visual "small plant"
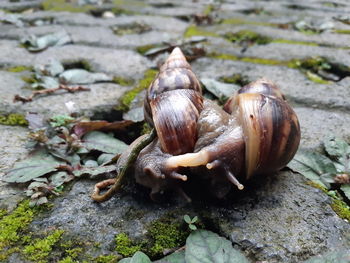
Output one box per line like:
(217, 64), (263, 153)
(183, 215), (198, 231)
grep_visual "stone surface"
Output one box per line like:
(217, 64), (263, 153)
(0, 0), (350, 262)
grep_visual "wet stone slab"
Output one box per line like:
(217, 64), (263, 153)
(26, 171), (350, 263)
(192, 57), (350, 111)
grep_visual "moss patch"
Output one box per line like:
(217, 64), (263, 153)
(221, 18), (278, 27)
(331, 198), (350, 221)
(184, 25), (218, 38)
(0, 113), (28, 126)
(94, 254), (120, 263)
(115, 214), (189, 260)
(41, 0), (94, 12)
(23, 229), (64, 263)
(219, 73), (250, 86)
(116, 69), (158, 112)
(147, 219), (188, 257)
(113, 77), (134, 86)
(272, 38), (319, 46)
(6, 65), (33, 73)
(224, 30), (271, 46)
(0, 200), (37, 260)
(115, 233), (141, 257)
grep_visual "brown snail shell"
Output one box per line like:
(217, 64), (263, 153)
(144, 47), (203, 155)
(165, 78), (300, 192)
(232, 91), (300, 179)
(144, 47), (202, 125)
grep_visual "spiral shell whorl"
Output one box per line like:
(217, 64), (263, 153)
(144, 47), (204, 155)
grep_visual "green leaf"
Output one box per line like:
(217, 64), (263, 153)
(340, 184), (350, 200)
(287, 151), (337, 188)
(185, 230), (249, 263)
(189, 224), (197, 231)
(73, 165), (116, 178)
(97, 153), (115, 165)
(156, 250), (185, 263)
(119, 251), (152, 263)
(3, 150), (62, 183)
(323, 137), (350, 172)
(303, 249), (350, 263)
(59, 69), (112, 84)
(191, 216), (198, 223)
(82, 131), (128, 154)
(49, 171), (74, 187)
(184, 215), (192, 224)
(201, 78), (239, 101)
(50, 115), (75, 127)
(21, 31), (72, 52)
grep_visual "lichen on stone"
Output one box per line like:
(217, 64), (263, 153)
(0, 200), (37, 260)
(115, 233), (141, 257)
(116, 69), (158, 112)
(6, 65), (33, 73)
(223, 30), (271, 45)
(23, 229), (64, 263)
(184, 25), (218, 38)
(0, 113), (28, 126)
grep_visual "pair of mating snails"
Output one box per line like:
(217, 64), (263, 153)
(92, 47), (300, 202)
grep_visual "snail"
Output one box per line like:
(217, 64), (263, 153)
(91, 47), (301, 202)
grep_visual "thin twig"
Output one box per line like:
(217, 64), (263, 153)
(91, 129), (157, 202)
(13, 84), (90, 103)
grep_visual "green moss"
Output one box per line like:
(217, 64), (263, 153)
(21, 74), (37, 84)
(115, 233), (141, 257)
(147, 220), (188, 258)
(0, 113), (28, 126)
(116, 69), (158, 112)
(209, 52), (283, 66)
(331, 199), (350, 221)
(203, 4), (214, 15)
(0, 200), (37, 260)
(219, 73), (250, 86)
(23, 229), (64, 263)
(272, 38), (319, 46)
(94, 254), (120, 263)
(113, 77), (134, 86)
(184, 25), (218, 38)
(221, 18), (277, 27)
(334, 29), (350, 34)
(58, 256), (78, 263)
(224, 30), (271, 45)
(240, 57), (282, 65)
(0, 209), (7, 219)
(115, 214), (188, 259)
(6, 65), (33, 73)
(41, 0), (93, 12)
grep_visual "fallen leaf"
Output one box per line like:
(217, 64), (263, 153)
(201, 78), (239, 100)
(185, 230), (249, 263)
(59, 69), (112, 84)
(287, 151), (337, 188)
(73, 165), (116, 178)
(3, 150), (63, 183)
(21, 30), (72, 52)
(72, 120), (133, 138)
(82, 131), (128, 154)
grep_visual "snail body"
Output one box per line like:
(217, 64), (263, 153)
(133, 48), (300, 200)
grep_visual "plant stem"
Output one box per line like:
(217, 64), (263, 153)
(91, 129), (157, 202)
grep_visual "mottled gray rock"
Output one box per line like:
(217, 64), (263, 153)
(192, 57), (350, 110)
(29, 171), (349, 262)
(0, 125), (29, 211)
(0, 71), (129, 117)
(295, 107), (350, 149)
(0, 24), (181, 49)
